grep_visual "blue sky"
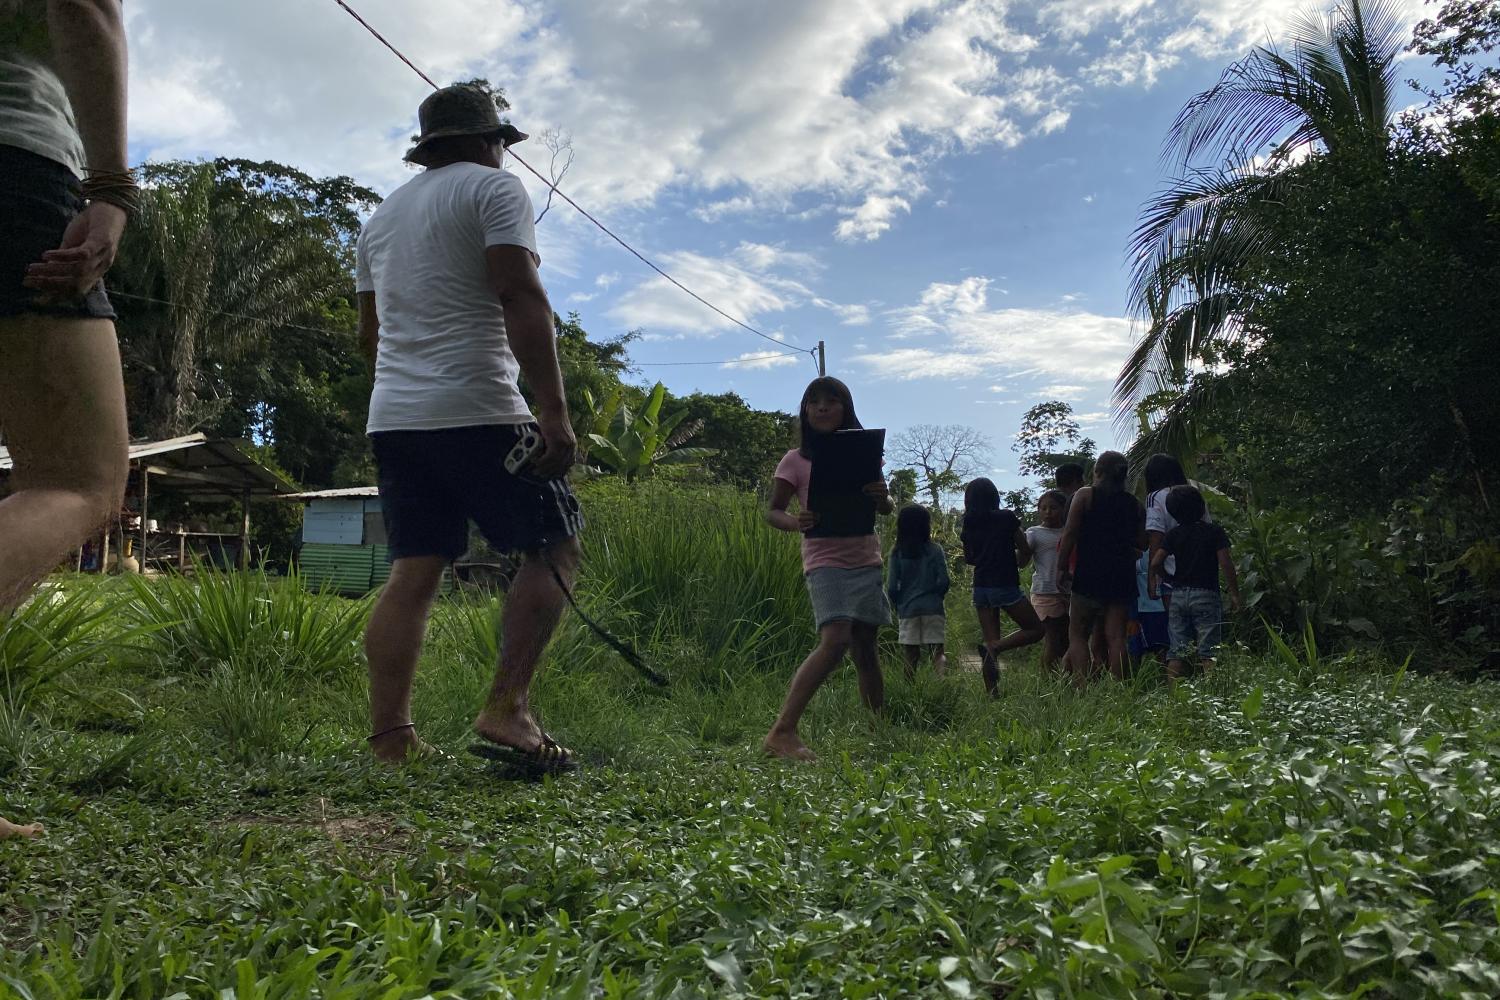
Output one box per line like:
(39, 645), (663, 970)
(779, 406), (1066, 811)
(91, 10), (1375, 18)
(126, 0), (1438, 490)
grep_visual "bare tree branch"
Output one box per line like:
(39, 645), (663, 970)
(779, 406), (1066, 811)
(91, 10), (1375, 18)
(534, 127), (575, 225)
(891, 424), (992, 507)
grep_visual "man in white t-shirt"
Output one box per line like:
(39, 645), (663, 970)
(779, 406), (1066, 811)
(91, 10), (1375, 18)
(356, 84), (581, 772)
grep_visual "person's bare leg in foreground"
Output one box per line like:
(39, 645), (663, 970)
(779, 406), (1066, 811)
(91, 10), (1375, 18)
(0, 314), (130, 836)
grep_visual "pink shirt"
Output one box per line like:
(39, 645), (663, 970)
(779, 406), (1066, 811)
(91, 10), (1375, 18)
(774, 449), (882, 573)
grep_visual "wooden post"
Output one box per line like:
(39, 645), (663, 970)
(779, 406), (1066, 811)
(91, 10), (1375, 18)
(817, 340), (826, 377)
(138, 465), (150, 574)
(99, 524), (110, 573)
(239, 490), (251, 570)
(177, 530), (187, 572)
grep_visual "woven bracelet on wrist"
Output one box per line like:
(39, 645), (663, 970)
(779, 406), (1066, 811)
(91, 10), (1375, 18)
(81, 170), (141, 216)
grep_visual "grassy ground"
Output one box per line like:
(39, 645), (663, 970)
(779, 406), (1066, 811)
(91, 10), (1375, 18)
(3, 486), (1499, 997)
(4, 583), (1500, 997)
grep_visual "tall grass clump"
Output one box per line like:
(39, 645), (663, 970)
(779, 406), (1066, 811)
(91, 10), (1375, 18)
(123, 564), (370, 681)
(578, 481), (810, 679)
(0, 578), (136, 708)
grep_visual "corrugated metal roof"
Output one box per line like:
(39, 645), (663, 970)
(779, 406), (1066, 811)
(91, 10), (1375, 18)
(0, 433), (296, 497)
(283, 486), (381, 500)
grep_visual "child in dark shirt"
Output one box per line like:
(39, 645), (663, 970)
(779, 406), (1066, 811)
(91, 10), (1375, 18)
(962, 478), (1043, 697)
(1149, 485), (1241, 681)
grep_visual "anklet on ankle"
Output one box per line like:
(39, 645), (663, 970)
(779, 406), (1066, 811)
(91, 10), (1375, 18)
(368, 722), (416, 742)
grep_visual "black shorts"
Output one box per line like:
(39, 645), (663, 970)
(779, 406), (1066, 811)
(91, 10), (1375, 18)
(0, 144), (116, 320)
(371, 423), (583, 561)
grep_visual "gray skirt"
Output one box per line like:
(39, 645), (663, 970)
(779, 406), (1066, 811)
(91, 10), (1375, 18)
(806, 565), (890, 629)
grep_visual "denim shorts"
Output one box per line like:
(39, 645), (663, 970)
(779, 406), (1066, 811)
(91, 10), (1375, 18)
(1168, 587), (1224, 660)
(0, 145), (116, 319)
(973, 585), (1025, 609)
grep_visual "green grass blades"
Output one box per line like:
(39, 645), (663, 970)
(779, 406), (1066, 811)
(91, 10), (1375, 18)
(4, 488), (1500, 997)
(6, 646), (1500, 997)
(122, 562), (371, 682)
(0, 577), (140, 709)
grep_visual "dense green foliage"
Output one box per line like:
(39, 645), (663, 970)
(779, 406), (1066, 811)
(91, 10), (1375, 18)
(4, 488), (1500, 996)
(1116, 0), (1500, 669)
(577, 384), (717, 482)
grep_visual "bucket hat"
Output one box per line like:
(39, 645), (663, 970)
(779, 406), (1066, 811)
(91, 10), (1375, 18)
(405, 84), (528, 166)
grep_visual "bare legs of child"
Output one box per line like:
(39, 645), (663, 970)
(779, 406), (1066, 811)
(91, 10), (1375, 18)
(976, 600), (1045, 697)
(764, 620), (883, 762)
(1065, 597), (1130, 683)
(1038, 615), (1070, 673)
(901, 643), (948, 680)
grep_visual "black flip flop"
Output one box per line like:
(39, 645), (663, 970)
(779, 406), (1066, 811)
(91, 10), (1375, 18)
(467, 731), (579, 775)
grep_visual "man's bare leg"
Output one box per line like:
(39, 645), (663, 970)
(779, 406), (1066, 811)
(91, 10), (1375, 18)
(0, 315), (128, 613)
(930, 643), (947, 676)
(474, 537), (580, 751)
(365, 556), (445, 761)
(764, 620), (853, 761)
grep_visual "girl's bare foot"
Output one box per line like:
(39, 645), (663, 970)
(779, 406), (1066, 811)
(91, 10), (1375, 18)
(0, 816), (43, 839)
(762, 730), (817, 762)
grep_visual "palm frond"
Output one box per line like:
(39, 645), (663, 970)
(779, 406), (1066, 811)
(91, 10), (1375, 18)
(1125, 375), (1245, 474)
(1164, 0), (1401, 169)
(1113, 289), (1248, 429)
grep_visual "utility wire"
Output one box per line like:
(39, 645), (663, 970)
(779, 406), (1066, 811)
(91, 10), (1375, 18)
(635, 351), (804, 368)
(329, 0), (802, 352)
(110, 290), (344, 337)
(111, 289), (801, 369)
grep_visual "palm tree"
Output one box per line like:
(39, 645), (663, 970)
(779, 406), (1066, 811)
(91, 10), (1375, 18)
(1117, 0), (1407, 462)
(111, 162), (351, 439)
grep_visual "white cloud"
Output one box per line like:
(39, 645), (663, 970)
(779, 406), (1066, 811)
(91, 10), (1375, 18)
(862, 276), (1134, 383)
(814, 299), (873, 326)
(836, 195), (912, 243)
(727, 350), (802, 371)
(125, 0), (1083, 245)
(1041, 0), (1428, 61)
(1083, 43), (1179, 88)
(607, 239), (860, 341)
(1039, 384), (1088, 400)
(608, 249), (799, 336)
(126, 0), (532, 189)
(691, 195), (758, 222)
(595, 272), (621, 289)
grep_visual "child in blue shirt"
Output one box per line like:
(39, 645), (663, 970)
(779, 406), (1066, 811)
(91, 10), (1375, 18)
(1128, 551), (1170, 672)
(887, 505), (950, 678)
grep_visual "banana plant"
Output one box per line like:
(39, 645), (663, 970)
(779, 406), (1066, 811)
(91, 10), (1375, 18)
(578, 382), (717, 482)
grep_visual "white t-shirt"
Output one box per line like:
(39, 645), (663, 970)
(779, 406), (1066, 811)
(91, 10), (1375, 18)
(356, 162), (540, 433)
(0, 1), (86, 172)
(1145, 486), (1213, 577)
(1025, 525), (1063, 595)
